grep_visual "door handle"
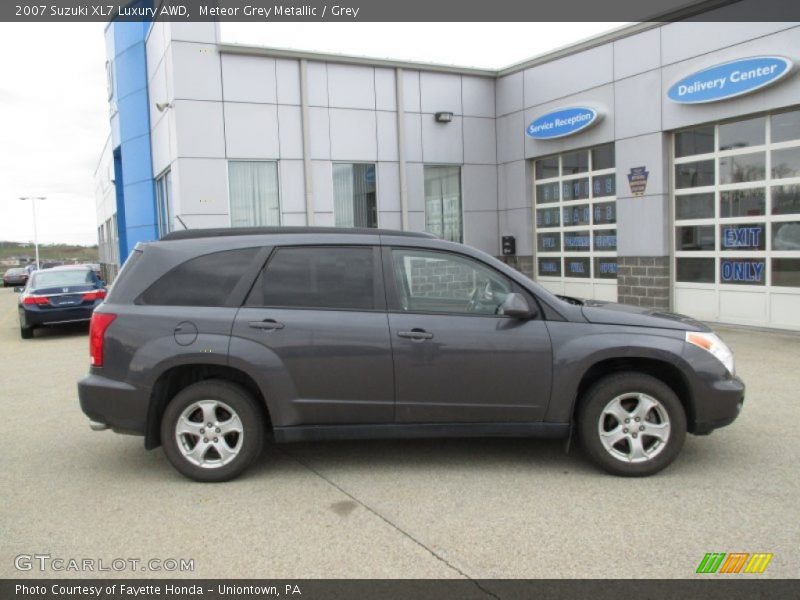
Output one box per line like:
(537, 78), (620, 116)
(397, 329), (433, 341)
(248, 319), (284, 331)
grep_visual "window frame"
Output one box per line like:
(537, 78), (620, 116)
(155, 169), (173, 238)
(381, 246), (539, 319)
(423, 165), (464, 243)
(331, 162), (378, 229)
(243, 245), (386, 313)
(227, 160), (282, 228)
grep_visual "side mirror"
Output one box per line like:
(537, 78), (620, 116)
(500, 293), (536, 319)
(13, 286), (23, 293)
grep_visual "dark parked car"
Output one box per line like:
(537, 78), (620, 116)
(78, 227), (744, 482)
(3, 267), (29, 287)
(18, 266), (107, 339)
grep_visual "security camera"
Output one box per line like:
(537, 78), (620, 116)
(156, 101), (173, 112)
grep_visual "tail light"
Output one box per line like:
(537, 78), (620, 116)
(22, 295), (49, 305)
(82, 289), (107, 302)
(89, 312), (116, 367)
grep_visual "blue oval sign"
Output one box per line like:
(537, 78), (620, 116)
(526, 107), (599, 139)
(667, 56), (793, 104)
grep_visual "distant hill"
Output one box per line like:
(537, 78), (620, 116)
(0, 241), (99, 265)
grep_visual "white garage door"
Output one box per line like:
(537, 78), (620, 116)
(532, 143), (618, 302)
(672, 108), (800, 330)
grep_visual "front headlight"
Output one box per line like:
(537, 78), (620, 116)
(686, 331), (735, 375)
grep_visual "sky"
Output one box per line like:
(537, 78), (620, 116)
(0, 21), (625, 246)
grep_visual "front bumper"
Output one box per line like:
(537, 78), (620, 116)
(691, 375), (745, 435)
(78, 373), (149, 436)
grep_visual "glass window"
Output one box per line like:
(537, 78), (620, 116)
(719, 153), (766, 184)
(564, 257), (590, 278)
(771, 147), (800, 180)
(563, 231), (591, 252)
(562, 204), (591, 227)
(155, 170), (172, 237)
(535, 182), (559, 204)
(771, 110), (800, 144)
(562, 178), (590, 201)
(772, 258), (800, 287)
(536, 207), (560, 228)
(424, 166), (462, 242)
(229, 162), (280, 227)
(720, 258), (766, 285)
(719, 188), (765, 218)
(675, 160), (714, 189)
(594, 257), (617, 279)
(718, 117), (765, 151)
(139, 248), (260, 306)
(534, 156), (559, 179)
(676, 257), (714, 283)
(391, 249), (511, 316)
(538, 258), (562, 277)
(675, 126), (714, 158)
(773, 221), (800, 251)
(676, 193), (715, 220)
(676, 226), (715, 251)
(333, 163), (377, 228)
(247, 247), (376, 311)
(537, 232), (560, 252)
(720, 224), (766, 251)
(593, 229), (617, 251)
(772, 184), (800, 215)
(593, 202), (616, 225)
(592, 174), (616, 198)
(562, 150), (589, 174)
(591, 144), (615, 170)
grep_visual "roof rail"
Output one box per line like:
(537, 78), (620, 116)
(160, 226), (438, 241)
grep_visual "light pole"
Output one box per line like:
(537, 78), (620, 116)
(19, 196), (46, 270)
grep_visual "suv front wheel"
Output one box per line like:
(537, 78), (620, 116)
(578, 372), (687, 477)
(161, 380), (265, 482)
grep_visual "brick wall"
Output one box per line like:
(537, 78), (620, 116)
(408, 258), (476, 299)
(617, 257), (670, 309)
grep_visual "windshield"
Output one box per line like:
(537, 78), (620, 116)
(6, 268), (25, 275)
(31, 270), (94, 288)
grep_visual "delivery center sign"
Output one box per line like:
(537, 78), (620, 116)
(667, 56), (793, 104)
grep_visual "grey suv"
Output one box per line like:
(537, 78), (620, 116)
(78, 227), (744, 481)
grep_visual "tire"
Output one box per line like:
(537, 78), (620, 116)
(20, 326), (33, 339)
(160, 379), (264, 482)
(577, 372), (686, 477)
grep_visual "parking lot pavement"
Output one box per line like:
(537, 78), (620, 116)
(1, 287), (799, 581)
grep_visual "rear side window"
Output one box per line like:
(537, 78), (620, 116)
(246, 247), (377, 310)
(138, 248), (260, 306)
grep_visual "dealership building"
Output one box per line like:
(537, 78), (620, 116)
(95, 19), (800, 330)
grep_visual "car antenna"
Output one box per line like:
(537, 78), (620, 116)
(176, 216), (189, 230)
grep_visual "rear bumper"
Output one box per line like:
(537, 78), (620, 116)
(78, 373), (149, 436)
(21, 304), (96, 326)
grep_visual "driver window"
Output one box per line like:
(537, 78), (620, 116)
(391, 249), (511, 315)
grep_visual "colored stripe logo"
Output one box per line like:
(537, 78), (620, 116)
(697, 553), (773, 574)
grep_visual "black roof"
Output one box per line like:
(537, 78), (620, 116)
(160, 226), (438, 242)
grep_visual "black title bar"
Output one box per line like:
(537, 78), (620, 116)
(3, 0), (800, 22)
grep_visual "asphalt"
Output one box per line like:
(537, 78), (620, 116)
(1, 287), (798, 579)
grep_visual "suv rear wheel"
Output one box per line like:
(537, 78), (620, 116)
(577, 372), (686, 477)
(161, 380), (264, 482)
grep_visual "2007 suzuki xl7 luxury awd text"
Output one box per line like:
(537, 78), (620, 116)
(78, 227), (744, 482)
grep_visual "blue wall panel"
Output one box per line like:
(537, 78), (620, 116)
(105, 4), (157, 263)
